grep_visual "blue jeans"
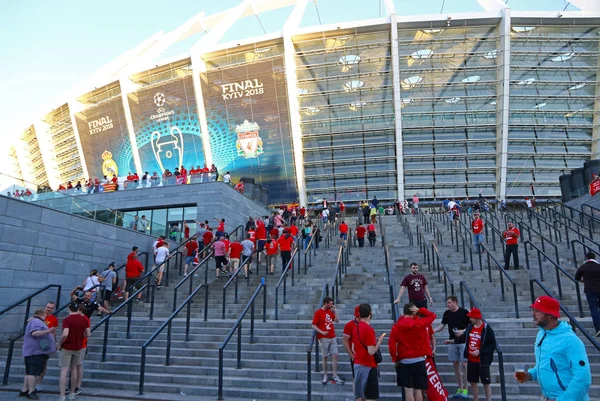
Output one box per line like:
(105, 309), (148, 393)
(304, 235), (312, 250)
(473, 233), (483, 253)
(585, 292), (600, 332)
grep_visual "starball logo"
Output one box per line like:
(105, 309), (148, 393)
(150, 92), (174, 122)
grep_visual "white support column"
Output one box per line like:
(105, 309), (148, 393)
(591, 39), (600, 159)
(119, 77), (144, 175)
(496, 8), (511, 201)
(283, 0), (310, 206)
(190, 56), (213, 166)
(67, 100), (90, 180)
(389, 13), (405, 202)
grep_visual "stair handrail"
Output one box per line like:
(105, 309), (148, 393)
(581, 203), (600, 232)
(217, 282), (267, 401)
(138, 283), (208, 395)
(221, 251), (258, 319)
(174, 252), (213, 312)
(384, 244), (400, 321)
(0, 284), (61, 325)
(458, 280), (507, 401)
(430, 242), (456, 299)
(275, 247), (301, 320)
(549, 207), (594, 240)
(330, 244), (350, 305)
(478, 243), (520, 318)
(523, 240), (584, 318)
(553, 217), (600, 250)
(91, 283), (152, 362)
(415, 225), (431, 269)
(306, 282), (329, 401)
(304, 225), (318, 270)
(529, 278), (600, 351)
(570, 239), (600, 272)
(504, 207), (562, 247)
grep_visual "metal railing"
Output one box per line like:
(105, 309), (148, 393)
(459, 280), (507, 401)
(221, 253), (257, 319)
(524, 241), (584, 317)
(331, 244), (350, 305)
(448, 216), (475, 271)
(529, 278), (600, 350)
(304, 228), (317, 272)
(384, 245), (400, 321)
(138, 284), (208, 395)
(430, 242), (456, 299)
(217, 282), (267, 401)
(275, 247), (301, 320)
(92, 284), (152, 362)
(1, 285), (62, 386)
(478, 243), (520, 318)
(306, 283), (329, 401)
(415, 225), (431, 270)
(553, 218), (600, 250)
(173, 252), (213, 312)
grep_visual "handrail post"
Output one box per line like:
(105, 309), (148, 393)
(2, 339), (15, 385)
(218, 348), (224, 401)
(149, 284), (156, 320)
(102, 320), (110, 362)
(222, 286), (226, 319)
(237, 324), (242, 369)
(166, 320), (172, 366)
(498, 350), (507, 401)
(263, 283), (267, 322)
(250, 301), (255, 344)
(139, 347), (146, 395)
(126, 298), (133, 339)
(275, 288), (279, 320)
(513, 282), (520, 318)
(186, 294), (192, 341)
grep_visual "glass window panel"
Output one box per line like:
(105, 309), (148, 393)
(405, 174), (433, 184)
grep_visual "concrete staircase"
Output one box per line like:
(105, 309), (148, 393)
(1, 212), (599, 400)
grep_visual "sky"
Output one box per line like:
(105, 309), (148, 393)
(0, 0), (578, 149)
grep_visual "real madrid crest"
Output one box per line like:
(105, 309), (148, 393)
(235, 120), (264, 159)
(102, 150), (118, 177)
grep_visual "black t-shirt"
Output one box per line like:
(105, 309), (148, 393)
(441, 307), (470, 344)
(75, 298), (100, 318)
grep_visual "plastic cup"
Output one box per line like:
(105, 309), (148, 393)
(515, 363), (526, 382)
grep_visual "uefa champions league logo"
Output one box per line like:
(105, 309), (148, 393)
(154, 92), (166, 108)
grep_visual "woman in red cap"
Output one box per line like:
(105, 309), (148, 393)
(459, 308), (496, 401)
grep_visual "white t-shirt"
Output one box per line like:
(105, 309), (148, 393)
(223, 173), (231, 184)
(83, 276), (100, 292)
(526, 199), (532, 208)
(155, 247), (169, 263)
(152, 240), (160, 254)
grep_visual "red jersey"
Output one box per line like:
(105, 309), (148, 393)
(180, 167), (187, 176)
(467, 324), (484, 363)
(44, 314), (58, 329)
(61, 314), (88, 351)
(270, 228), (279, 239)
(256, 225), (267, 240)
(278, 234), (294, 251)
(343, 319), (357, 340)
(229, 242), (243, 259)
(340, 203), (346, 212)
(352, 321), (377, 368)
(266, 239), (278, 255)
(312, 308), (336, 339)
(202, 231), (213, 245)
(222, 239), (230, 252)
(503, 227), (520, 245)
(367, 224), (376, 232)
(472, 219), (484, 234)
(300, 207), (306, 217)
(356, 226), (367, 238)
(217, 222), (225, 232)
(388, 308), (436, 362)
(201, 167), (209, 173)
(247, 230), (256, 243)
(339, 223), (349, 234)
(125, 258), (144, 278)
(185, 241), (198, 257)
(288, 225), (299, 237)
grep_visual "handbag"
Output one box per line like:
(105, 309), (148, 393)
(356, 322), (382, 364)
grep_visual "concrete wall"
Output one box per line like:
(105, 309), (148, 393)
(0, 196), (156, 339)
(71, 182), (269, 234)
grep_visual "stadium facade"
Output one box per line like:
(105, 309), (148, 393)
(7, 0), (600, 205)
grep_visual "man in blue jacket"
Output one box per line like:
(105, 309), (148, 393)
(516, 296), (591, 401)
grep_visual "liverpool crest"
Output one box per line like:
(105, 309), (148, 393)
(235, 120), (264, 158)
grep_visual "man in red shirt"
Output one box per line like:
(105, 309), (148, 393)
(353, 303), (386, 401)
(299, 206), (306, 222)
(355, 223), (367, 248)
(269, 226), (279, 240)
(311, 297), (344, 385)
(287, 222), (299, 239)
(471, 212), (484, 254)
(462, 308), (496, 401)
(278, 230), (295, 272)
(265, 235), (279, 275)
(343, 306), (361, 386)
(215, 218), (226, 238)
(58, 303), (90, 400)
(339, 201), (346, 218)
(502, 222), (520, 269)
(38, 301), (58, 390)
(395, 263), (433, 308)
(389, 303), (436, 401)
(256, 220), (267, 265)
(367, 223), (377, 247)
(338, 220), (349, 244)
(202, 228), (214, 258)
(125, 252), (145, 302)
(184, 234), (199, 276)
(228, 239), (243, 274)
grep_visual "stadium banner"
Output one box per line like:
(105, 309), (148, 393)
(74, 98), (133, 180)
(200, 56), (297, 203)
(590, 177), (600, 197)
(127, 75), (205, 175)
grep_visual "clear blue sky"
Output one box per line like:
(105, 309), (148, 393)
(0, 0), (576, 145)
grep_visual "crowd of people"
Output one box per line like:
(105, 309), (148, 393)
(313, 260), (593, 401)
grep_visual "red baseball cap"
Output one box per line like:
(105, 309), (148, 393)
(467, 308), (483, 319)
(530, 296), (560, 318)
(354, 305), (360, 317)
